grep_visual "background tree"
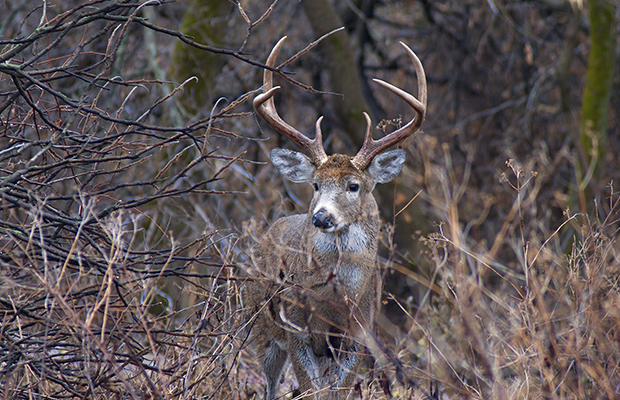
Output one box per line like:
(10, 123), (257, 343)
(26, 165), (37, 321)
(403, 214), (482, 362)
(171, 0), (236, 114)
(1, 0), (619, 398)
(577, 0), (617, 211)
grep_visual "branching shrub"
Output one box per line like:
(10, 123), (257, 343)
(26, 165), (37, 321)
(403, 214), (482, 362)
(1, 1), (617, 399)
(0, 1), (258, 398)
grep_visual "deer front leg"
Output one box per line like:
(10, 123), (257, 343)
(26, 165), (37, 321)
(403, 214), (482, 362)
(329, 341), (361, 391)
(262, 339), (288, 400)
(288, 335), (327, 399)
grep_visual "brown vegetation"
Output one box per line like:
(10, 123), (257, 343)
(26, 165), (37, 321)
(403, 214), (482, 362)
(1, 0), (618, 399)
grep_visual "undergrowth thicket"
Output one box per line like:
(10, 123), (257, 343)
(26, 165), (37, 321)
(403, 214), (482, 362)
(1, 0), (618, 399)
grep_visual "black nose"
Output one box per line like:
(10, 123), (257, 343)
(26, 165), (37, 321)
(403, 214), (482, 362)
(312, 210), (333, 229)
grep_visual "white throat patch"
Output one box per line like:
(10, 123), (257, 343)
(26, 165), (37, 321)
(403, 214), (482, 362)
(313, 223), (367, 254)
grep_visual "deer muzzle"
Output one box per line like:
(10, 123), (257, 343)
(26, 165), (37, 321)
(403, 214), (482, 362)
(312, 209), (333, 230)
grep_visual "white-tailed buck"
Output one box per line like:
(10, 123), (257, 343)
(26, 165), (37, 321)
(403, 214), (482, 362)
(246, 37), (426, 399)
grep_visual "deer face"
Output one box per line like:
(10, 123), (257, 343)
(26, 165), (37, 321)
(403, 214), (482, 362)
(255, 37), (425, 235)
(270, 148), (406, 233)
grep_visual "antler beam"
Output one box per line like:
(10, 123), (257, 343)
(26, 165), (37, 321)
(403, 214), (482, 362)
(253, 37), (328, 166)
(351, 42), (427, 170)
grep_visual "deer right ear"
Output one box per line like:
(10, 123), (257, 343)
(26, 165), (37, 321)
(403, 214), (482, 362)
(269, 148), (316, 183)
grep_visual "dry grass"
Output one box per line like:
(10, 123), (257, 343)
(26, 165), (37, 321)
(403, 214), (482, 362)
(382, 145), (620, 399)
(1, 0), (619, 399)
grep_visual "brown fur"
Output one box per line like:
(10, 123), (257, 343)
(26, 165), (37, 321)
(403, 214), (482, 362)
(245, 154), (385, 400)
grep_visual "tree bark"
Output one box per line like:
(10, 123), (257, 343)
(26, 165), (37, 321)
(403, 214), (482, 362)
(301, 0), (371, 146)
(171, 0), (235, 114)
(580, 0), (616, 163)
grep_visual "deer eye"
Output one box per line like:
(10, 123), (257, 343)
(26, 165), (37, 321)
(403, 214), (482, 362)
(313, 183), (319, 191)
(348, 183), (360, 192)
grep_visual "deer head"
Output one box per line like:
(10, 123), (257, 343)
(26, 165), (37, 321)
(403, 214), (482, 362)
(254, 36), (427, 234)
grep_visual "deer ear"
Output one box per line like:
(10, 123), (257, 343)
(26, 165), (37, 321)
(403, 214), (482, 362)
(270, 148), (316, 183)
(367, 149), (406, 184)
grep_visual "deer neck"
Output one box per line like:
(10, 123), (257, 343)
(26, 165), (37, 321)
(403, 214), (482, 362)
(312, 222), (368, 254)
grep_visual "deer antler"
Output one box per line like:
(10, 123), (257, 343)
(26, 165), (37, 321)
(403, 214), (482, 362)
(253, 37), (328, 166)
(351, 42), (427, 170)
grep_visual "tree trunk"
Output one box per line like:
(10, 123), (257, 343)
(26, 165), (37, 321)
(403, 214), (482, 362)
(580, 0), (616, 164)
(301, 0), (371, 145)
(171, 0), (235, 115)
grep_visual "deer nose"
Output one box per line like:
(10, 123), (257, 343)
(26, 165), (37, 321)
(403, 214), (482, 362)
(312, 209), (333, 230)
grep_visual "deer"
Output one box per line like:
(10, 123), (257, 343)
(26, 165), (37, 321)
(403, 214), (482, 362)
(245, 36), (426, 400)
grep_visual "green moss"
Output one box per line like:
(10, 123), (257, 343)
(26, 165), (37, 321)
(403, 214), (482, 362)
(171, 1), (234, 114)
(580, 0), (617, 161)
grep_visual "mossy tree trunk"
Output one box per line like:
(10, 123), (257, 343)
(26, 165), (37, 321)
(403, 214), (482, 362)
(165, 0), (235, 313)
(171, 0), (235, 114)
(575, 0), (617, 214)
(579, 0), (617, 166)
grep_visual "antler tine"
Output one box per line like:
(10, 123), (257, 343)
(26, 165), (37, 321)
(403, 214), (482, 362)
(253, 37), (328, 166)
(351, 42), (427, 170)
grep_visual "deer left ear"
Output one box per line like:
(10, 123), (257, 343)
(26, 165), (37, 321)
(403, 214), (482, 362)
(367, 149), (406, 184)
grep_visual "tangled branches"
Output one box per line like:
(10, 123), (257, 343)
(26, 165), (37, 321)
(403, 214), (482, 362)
(0, 1), (261, 398)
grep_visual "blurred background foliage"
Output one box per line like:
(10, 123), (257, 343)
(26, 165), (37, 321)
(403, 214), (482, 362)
(1, 0), (618, 398)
